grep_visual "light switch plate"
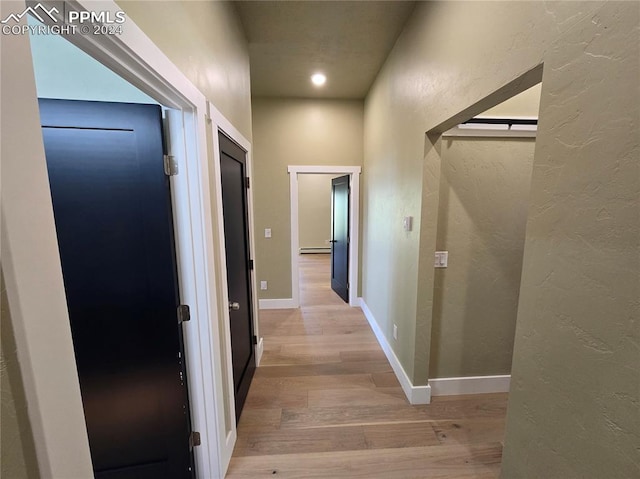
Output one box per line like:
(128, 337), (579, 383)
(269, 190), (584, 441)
(260, 281), (268, 290)
(403, 216), (413, 231)
(265, 228), (272, 238)
(435, 251), (448, 268)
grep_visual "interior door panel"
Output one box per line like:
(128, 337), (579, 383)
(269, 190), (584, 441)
(331, 175), (350, 302)
(39, 98), (195, 479)
(218, 132), (256, 422)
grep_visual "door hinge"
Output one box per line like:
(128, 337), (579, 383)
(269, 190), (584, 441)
(249, 259), (254, 270)
(246, 176), (250, 189)
(190, 431), (201, 448)
(177, 305), (190, 324)
(164, 154), (178, 176)
(253, 335), (258, 345)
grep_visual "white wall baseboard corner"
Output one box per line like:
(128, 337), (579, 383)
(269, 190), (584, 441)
(258, 298), (297, 309)
(359, 298), (431, 405)
(256, 337), (264, 366)
(429, 375), (511, 396)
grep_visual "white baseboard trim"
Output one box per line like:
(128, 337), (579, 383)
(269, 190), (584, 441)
(299, 248), (331, 254)
(358, 298), (431, 404)
(259, 298), (297, 309)
(255, 337), (264, 366)
(429, 375), (511, 396)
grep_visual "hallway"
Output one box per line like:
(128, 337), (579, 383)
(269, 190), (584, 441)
(226, 254), (508, 478)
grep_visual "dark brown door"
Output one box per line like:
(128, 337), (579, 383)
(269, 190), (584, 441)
(39, 99), (195, 479)
(331, 175), (350, 303)
(218, 132), (256, 422)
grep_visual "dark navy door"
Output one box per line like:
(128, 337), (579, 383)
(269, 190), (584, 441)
(38, 99), (195, 479)
(218, 132), (255, 422)
(331, 175), (350, 302)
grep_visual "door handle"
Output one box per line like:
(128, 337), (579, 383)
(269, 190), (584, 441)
(329, 240), (337, 243)
(229, 301), (240, 311)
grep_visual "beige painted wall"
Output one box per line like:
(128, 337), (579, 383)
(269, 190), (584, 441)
(252, 98), (363, 300)
(298, 174), (334, 251)
(1, 272), (40, 479)
(480, 83), (541, 118)
(363, 1), (638, 476)
(430, 138), (535, 378)
(29, 16), (156, 104)
(118, 0), (253, 140)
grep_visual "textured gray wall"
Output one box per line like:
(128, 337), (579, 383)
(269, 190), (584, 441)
(298, 174), (334, 250)
(362, 1), (639, 475)
(1, 271), (40, 479)
(430, 138), (535, 378)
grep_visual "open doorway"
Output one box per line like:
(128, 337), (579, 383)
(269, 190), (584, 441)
(428, 82), (542, 396)
(296, 173), (348, 307)
(287, 166), (361, 308)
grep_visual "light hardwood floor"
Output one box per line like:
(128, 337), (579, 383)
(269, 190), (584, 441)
(227, 254), (507, 478)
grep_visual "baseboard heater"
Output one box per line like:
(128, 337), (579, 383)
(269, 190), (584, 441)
(299, 247), (331, 254)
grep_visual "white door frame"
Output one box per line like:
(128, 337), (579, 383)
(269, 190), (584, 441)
(4, 1), (242, 477)
(287, 165), (361, 308)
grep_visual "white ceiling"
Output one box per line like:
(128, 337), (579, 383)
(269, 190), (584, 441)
(234, 1), (417, 99)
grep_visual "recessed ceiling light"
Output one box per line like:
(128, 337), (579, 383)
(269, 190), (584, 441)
(311, 73), (326, 87)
